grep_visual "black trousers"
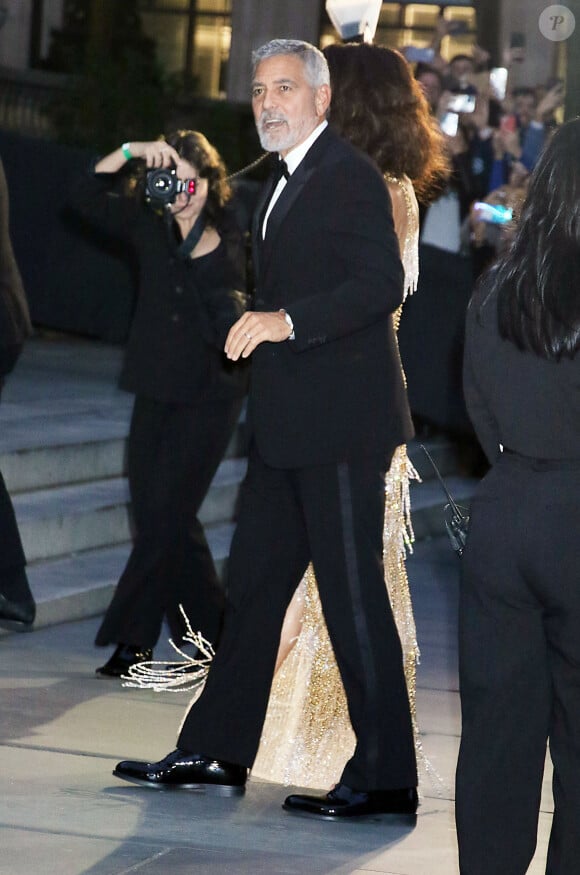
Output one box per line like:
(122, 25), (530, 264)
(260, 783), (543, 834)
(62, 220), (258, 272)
(0, 470), (31, 596)
(0, 381), (33, 604)
(95, 394), (244, 649)
(456, 454), (580, 875)
(178, 444), (417, 792)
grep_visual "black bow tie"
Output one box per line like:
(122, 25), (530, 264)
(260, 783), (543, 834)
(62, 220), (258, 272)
(273, 158), (289, 182)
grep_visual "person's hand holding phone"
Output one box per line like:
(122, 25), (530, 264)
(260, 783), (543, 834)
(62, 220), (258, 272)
(470, 95), (491, 132)
(471, 44), (491, 70)
(502, 129), (522, 160)
(535, 82), (565, 122)
(500, 114), (517, 135)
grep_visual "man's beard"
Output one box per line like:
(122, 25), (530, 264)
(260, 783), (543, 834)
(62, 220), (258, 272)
(256, 112), (315, 154)
(257, 113), (292, 152)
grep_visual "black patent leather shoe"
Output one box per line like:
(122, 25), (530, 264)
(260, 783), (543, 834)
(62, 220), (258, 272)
(0, 593), (36, 631)
(283, 782), (418, 820)
(113, 749), (247, 796)
(96, 643), (153, 677)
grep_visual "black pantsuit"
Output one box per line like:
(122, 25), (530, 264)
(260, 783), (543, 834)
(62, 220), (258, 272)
(457, 455), (580, 874)
(0, 462), (31, 601)
(95, 395), (243, 647)
(69, 171), (248, 651)
(175, 127), (417, 792)
(456, 277), (580, 874)
(0, 156), (33, 609)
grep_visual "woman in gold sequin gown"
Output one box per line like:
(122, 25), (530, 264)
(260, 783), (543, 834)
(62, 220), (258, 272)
(251, 43), (449, 790)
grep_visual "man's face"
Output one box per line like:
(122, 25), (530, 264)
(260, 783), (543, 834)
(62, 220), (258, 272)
(418, 72), (442, 112)
(514, 94), (536, 127)
(449, 57), (474, 83)
(251, 54), (330, 157)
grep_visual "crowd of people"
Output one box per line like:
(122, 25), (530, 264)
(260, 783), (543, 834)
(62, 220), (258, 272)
(397, 26), (566, 446)
(408, 20), (564, 268)
(0, 25), (578, 875)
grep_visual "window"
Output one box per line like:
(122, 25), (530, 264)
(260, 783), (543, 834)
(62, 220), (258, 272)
(137, 0), (232, 97)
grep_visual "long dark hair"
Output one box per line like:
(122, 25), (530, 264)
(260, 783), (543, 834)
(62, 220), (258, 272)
(493, 118), (580, 360)
(165, 129), (232, 225)
(322, 42), (449, 203)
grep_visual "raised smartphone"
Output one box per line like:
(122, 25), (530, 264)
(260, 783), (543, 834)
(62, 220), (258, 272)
(490, 67), (508, 101)
(440, 111), (459, 137)
(473, 202), (513, 224)
(447, 93), (476, 113)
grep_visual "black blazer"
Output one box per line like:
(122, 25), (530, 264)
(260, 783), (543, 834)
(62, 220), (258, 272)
(249, 127), (413, 468)
(0, 157), (31, 380)
(69, 172), (249, 405)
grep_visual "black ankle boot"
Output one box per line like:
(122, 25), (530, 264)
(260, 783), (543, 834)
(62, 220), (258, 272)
(0, 566), (36, 631)
(0, 593), (36, 631)
(96, 644), (153, 678)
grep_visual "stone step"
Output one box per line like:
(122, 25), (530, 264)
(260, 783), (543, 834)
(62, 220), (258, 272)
(0, 522), (236, 637)
(8, 438), (472, 567)
(0, 408), (248, 494)
(12, 457), (248, 563)
(3, 464), (477, 637)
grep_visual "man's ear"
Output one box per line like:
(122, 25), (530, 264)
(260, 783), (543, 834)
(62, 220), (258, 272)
(315, 84), (331, 117)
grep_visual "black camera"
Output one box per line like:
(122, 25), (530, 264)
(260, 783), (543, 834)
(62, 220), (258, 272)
(145, 164), (197, 206)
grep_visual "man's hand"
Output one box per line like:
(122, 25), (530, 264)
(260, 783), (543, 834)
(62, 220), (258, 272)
(225, 311), (292, 361)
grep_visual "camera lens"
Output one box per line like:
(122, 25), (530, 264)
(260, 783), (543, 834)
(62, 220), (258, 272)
(145, 166), (178, 205)
(151, 170), (173, 193)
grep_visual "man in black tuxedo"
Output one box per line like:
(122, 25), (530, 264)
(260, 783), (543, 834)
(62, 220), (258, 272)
(0, 156), (35, 630)
(114, 39), (418, 819)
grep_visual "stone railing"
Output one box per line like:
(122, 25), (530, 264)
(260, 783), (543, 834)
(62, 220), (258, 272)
(0, 65), (71, 139)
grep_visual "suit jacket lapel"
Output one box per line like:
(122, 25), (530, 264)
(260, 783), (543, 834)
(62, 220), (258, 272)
(253, 128), (335, 280)
(261, 163), (316, 263)
(251, 177), (273, 280)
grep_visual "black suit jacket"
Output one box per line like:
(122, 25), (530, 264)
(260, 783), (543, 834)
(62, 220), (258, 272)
(249, 127), (413, 468)
(69, 172), (249, 405)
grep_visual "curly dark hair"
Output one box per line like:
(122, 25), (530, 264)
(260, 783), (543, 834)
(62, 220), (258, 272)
(164, 129), (232, 225)
(323, 43), (449, 203)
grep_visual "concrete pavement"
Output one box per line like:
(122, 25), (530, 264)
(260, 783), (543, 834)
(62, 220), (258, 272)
(0, 537), (554, 875)
(0, 336), (554, 873)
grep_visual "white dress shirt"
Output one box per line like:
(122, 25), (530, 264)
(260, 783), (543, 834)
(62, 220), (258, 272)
(262, 120), (328, 238)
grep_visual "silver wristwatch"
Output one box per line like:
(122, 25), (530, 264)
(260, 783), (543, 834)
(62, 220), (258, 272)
(279, 309), (295, 341)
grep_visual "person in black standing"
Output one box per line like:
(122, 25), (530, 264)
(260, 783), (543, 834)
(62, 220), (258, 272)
(69, 131), (248, 677)
(456, 118), (580, 874)
(0, 156), (35, 630)
(112, 39), (418, 820)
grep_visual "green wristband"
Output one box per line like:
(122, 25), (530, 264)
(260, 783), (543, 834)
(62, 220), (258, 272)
(121, 142), (132, 161)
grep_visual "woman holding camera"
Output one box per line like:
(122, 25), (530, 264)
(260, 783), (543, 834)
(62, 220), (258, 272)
(70, 131), (248, 677)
